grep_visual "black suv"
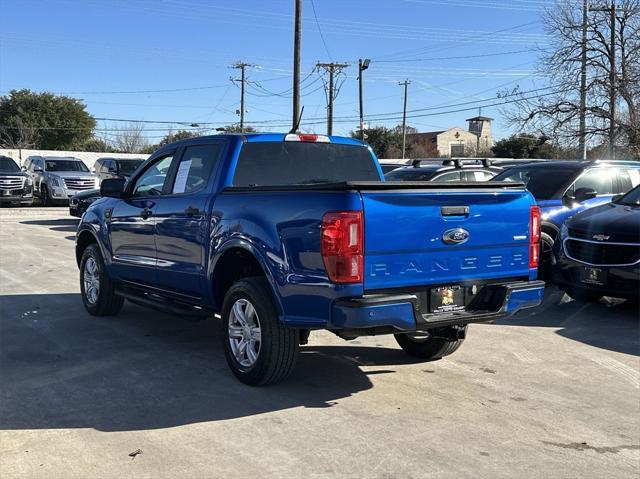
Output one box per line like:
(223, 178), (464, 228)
(385, 158), (502, 182)
(93, 157), (145, 185)
(0, 156), (34, 206)
(553, 185), (639, 303)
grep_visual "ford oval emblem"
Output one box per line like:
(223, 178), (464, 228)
(442, 228), (470, 245)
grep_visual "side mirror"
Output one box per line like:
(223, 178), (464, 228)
(33, 167), (43, 173)
(573, 187), (597, 203)
(108, 167), (118, 174)
(101, 178), (127, 198)
(21, 166), (27, 172)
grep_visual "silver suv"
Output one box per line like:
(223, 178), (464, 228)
(24, 156), (98, 206)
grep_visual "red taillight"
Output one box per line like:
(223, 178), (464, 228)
(321, 211), (363, 283)
(529, 205), (541, 268)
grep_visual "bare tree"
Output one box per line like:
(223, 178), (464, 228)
(110, 122), (149, 153)
(502, 0), (639, 157)
(0, 118), (37, 149)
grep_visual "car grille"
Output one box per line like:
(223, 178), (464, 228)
(63, 178), (95, 191)
(564, 238), (640, 266)
(0, 176), (25, 190)
(569, 227), (640, 243)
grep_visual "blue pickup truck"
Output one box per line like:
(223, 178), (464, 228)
(76, 133), (544, 385)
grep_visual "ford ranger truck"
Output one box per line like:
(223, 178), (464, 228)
(76, 133), (544, 386)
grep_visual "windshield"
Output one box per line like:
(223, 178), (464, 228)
(492, 167), (578, 200)
(0, 157), (20, 172)
(117, 160), (144, 174)
(233, 142), (380, 186)
(45, 159), (89, 172)
(615, 185), (640, 206)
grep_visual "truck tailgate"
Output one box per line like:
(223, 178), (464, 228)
(362, 189), (532, 290)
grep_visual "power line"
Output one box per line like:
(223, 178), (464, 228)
(310, 0), (332, 61)
(374, 49), (535, 63)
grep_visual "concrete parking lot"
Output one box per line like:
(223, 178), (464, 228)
(1, 207), (638, 479)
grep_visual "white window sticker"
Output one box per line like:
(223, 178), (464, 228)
(173, 159), (192, 193)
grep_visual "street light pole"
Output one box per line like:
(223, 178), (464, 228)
(292, 0), (302, 131)
(358, 59), (370, 141)
(399, 79), (410, 160)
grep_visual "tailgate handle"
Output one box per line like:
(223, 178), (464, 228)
(441, 206), (469, 216)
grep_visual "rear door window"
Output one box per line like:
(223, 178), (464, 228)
(571, 168), (615, 195)
(618, 168), (640, 193)
(233, 142), (380, 186)
(171, 144), (221, 194)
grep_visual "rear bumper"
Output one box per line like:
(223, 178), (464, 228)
(330, 280), (545, 332)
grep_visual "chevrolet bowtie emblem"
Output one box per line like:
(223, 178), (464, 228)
(592, 234), (610, 241)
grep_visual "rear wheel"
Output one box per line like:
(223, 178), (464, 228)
(394, 326), (467, 360)
(564, 286), (602, 303)
(222, 278), (299, 386)
(80, 244), (124, 316)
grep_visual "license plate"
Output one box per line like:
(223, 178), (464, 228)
(580, 267), (607, 286)
(430, 285), (465, 313)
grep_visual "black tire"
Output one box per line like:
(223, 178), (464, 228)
(394, 326), (467, 361)
(538, 232), (555, 284)
(40, 184), (50, 206)
(80, 244), (124, 316)
(222, 277), (299, 386)
(564, 286), (602, 303)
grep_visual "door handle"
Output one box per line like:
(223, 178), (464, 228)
(184, 205), (200, 217)
(140, 207), (152, 220)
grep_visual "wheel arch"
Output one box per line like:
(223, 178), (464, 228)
(210, 240), (284, 319)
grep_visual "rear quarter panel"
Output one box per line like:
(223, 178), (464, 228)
(208, 190), (364, 327)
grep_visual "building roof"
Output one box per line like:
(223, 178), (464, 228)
(466, 115), (493, 121)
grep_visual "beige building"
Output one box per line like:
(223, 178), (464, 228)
(408, 116), (493, 157)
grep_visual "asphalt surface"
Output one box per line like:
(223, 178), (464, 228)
(1, 207), (639, 479)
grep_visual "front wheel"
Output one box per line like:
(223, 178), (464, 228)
(80, 244), (124, 316)
(40, 185), (51, 206)
(394, 326), (467, 360)
(222, 278), (299, 386)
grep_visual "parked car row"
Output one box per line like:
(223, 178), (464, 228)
(0, 155), (145, 208)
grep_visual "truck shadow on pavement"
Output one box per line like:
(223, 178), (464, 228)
(20, 218), (80, 233)
(0, 293), (417, 432)
(494, 287), (639, 356)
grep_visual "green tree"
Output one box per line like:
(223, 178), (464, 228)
(158, 129), (200, 146)
(492, 134), (557, 159)
(77, 137), (115, 153)
(0, 89), (96, 149)
(218, 124), (257, 133)
(352, 125), (417, 158)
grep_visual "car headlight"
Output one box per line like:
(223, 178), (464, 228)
(559, 223), (569, 240)
(26, 177), (33, 186)
(50, 177), (61, 187)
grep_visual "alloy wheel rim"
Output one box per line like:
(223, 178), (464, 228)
(83, 257), (100, 305)
(228, 298), (261, 368)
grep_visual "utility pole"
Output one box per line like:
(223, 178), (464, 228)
(399, 79), (410, 160)
(232, 62), (252, 132)
(608, 1), (616, 161)
(592, 1), (617, 160)
(316, 62), (349, 135)
(292, 0), (302, 130)
(358, 59), (370, 141)
(578, 0), (589, 160)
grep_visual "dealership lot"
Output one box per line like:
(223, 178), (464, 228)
(0, 208), (638, 479)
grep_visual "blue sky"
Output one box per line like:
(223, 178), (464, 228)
(1, 0), (554, 142)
